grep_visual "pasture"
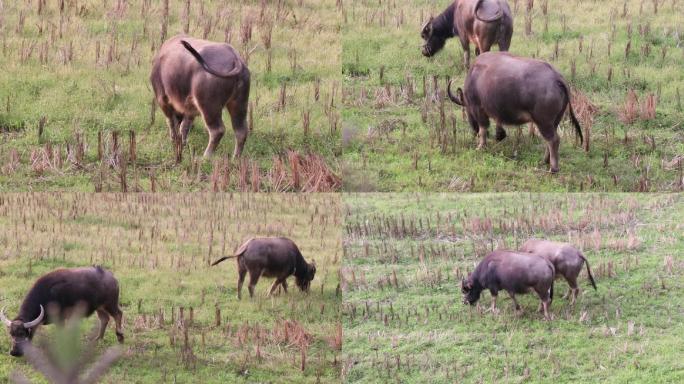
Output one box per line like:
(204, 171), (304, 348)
(342, 193), (684, 382)
(0, 193), (342, 383)
(341, 0), (684, 191)
(0, 0), (342, 192)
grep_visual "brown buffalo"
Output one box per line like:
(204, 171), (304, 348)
(211, 237), (316, 300)
(447, 52), (583, 173)
(151, 35), (250, 158)
(1, 266), (124, 357)
(462, 250), (555, 320)
(421, 0), (513, 67)
(519, 239), (596, 305)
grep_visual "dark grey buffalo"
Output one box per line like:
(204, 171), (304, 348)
(519, 239), (596, 304)
(447, 52), (583, 173)
(462, 250), (555, 320)
(211, 237), (316, 299)
(151, 35), (250, 158)
(421, 0), (513, 67)
(1, 266), (124, 357)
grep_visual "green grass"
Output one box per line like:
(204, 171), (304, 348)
(342, 193), (684, 382)
(0, 0), (341, 191)
(341, 0), (684, 191)
(0, 193), (342, 383)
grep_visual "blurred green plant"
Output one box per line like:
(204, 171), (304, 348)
(10, 307), (122, 384)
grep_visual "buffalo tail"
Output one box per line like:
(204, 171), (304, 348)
(557, 80), (583, 144)
(474, 0), (503, 22)
(180, 40), (242, 78)
(210, 256), (236, 266)
(579, 253), (597, 290)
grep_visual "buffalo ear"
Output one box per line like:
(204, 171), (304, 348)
(456, 88), (465, 105)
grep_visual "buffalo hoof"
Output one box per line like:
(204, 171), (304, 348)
(495, 129), (507, 142)
(116, 333), (124, 343)
(549, 166), (559, 174)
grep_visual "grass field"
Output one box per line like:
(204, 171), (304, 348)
(0, 0), (342, 192)
(0, 193), (342, 383)
(341, 0), (684, 191)
(342, 193), (684, 383)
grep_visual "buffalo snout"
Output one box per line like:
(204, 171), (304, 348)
(8, 337), (29, 357)
(10, 344), (24, 357)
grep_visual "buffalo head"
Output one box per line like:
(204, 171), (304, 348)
(420, 17), (448, 57)
(461, 277), (481, 306)
(295, 260), (317, 292)
(1, 305), (44, 357)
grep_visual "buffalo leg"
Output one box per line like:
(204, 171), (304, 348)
(543, 145), (551, 165)
(548, 134), (561, 173)
(498, 27), (513, 52)
(227, 100), (249, 159)
(198, 108), (225, 157)
(477, 125), (488, 149)
(106, 304), (124, 343)
(489, 293), (499, 314)
(566, 275), (579, 305)
(535, 286), (553, 320)
(538, 124), (561, 173)
(541, 300), (551, 320)
(95, 309), (110, 340)
(267, 278), (285, 297)
(281, 279), (289, 293)
(247, 269), (262, 298)
(179, 116), (195, 145)
(495, 121), (507, 142)
(478, 38), (494, 56)
(508, 292), (522, 314)
(460, 40), (471, 68)
(161, 105), (182, 143)
(237, 268), (247, 300)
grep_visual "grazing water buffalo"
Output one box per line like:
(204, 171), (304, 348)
(421, 0), (513, 67)
(1, 266), (124, 357)
(462, 250), (555, 320)
(151, 35), (250, 158)
(211, 237), (316, 300)
(519, 239), (596, 305)
(447, 52), (583, 173)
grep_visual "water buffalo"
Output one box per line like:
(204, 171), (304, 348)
(519, 239), (596, 305)
(151, 35), (250, 158)
(211, 237), (316, 300)
(462, 250), (555, 320)
(421, 0), (513, 68)
(447, 52), (583, 173)
(1, 266), (124, 357)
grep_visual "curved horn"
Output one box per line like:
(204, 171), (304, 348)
(23, 305), (44, 329)
(446, 80), (465, 106)
(0, 307), (11, 327)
